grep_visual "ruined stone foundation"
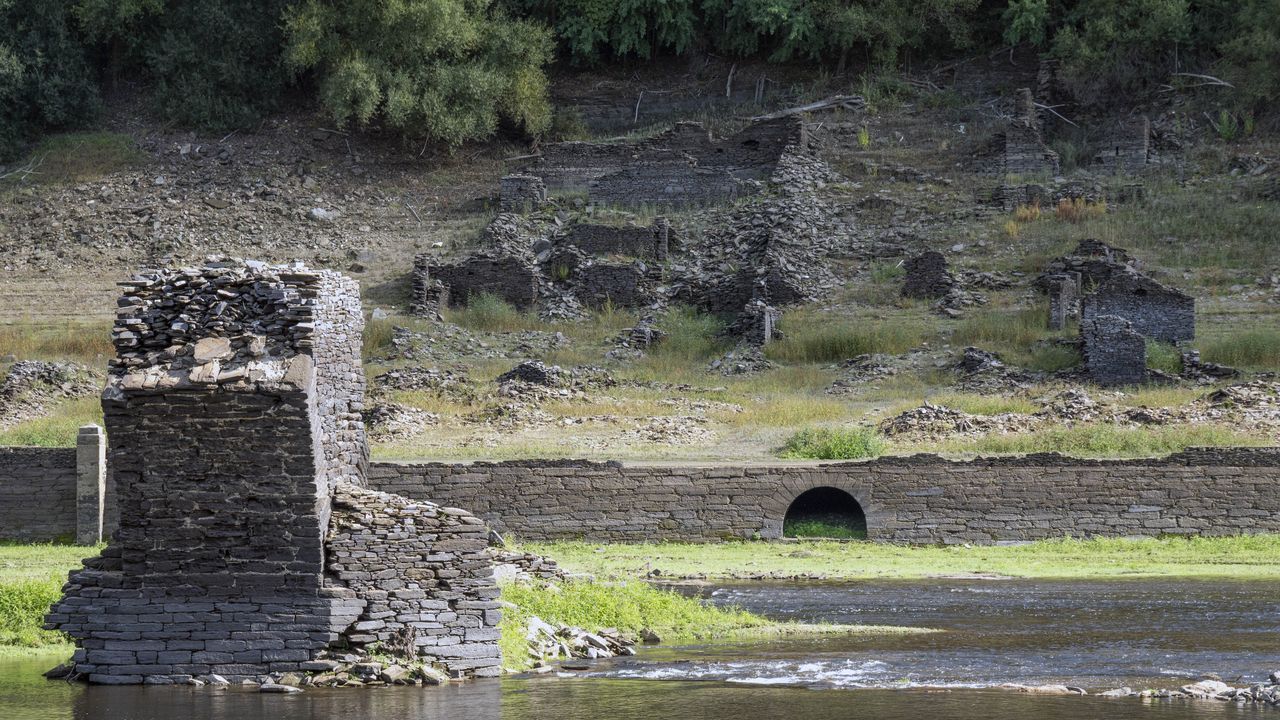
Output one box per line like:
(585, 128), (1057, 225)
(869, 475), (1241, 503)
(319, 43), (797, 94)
(46, 259), (500, 684)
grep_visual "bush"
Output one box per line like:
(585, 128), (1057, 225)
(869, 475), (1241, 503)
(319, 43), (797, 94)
(780, 427), (885, 460)
(285, 0), (553, 147)
(443, 293), (541, 332)
(0, 575), (65, 647)
(0, 0), (100, 159)
(76, 0), (294, 130)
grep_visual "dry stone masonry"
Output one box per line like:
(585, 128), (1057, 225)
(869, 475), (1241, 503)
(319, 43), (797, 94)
(1004, 88), (1060, 176)
(367, 449), (1280, 545)
(45, 258), (498, 685)
(1083, 315), (1148, 386)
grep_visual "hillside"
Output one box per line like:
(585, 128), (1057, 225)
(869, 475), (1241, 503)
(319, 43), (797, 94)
(2, 57), (1279, 461)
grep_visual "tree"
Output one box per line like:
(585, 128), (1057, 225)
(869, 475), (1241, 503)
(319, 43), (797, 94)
(74, 0), (293, 130)
(285, 0), (553, 146)
(0, 0), (100, 159)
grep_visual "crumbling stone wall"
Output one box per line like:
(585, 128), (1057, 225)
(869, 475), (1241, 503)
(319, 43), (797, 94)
(1081, 271), (1195, 344)
(1004, 88), (1060, 176)
(558, 223), (663, 259)
(1083, 314), (1147, 386)
(366, 449), (1280, 545)
(415, 255), (539, 310)
(326, 485), (501, 677)
(901, 251), (954, 299)
(1094, 116), (1151, 172)
(527, 117), (805, 208)
(47, 259), (498, 685)
(1045, 273), (1079, 330)
(574, 262), (648, 308)
(499, 174), (547, 212)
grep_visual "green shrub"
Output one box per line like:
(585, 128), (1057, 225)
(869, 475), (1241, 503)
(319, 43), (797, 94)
(0, 575), (65, 647)
(0, 0), (100, 159)
(921, 423), (1266, 458)
(768, 319), (924, 364)
(780, 427), (885, 460)
(444, 292), (541, 332)
(783, 518), (867, 540)
(285, 0), (553, 146)
(76, 0), (293, 130)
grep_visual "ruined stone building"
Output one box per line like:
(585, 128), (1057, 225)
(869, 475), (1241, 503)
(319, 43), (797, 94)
(1094, 116), (1151, 172)
(1041, 240), (1194, 343)
(47, 259), (500, 685)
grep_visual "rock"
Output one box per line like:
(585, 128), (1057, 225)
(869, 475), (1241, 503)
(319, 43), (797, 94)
(1099, 687), (1133, 697)
(307, 207), (338, 223)
(192, 337), (232, 363)
(206, 674), (229, 686)
(639, 628), (662, 644)
(299, 660), (341, 672)
(43, 663), (72, 679)
(1183, 679), (1232, 697)
(416, 665), (449, 685)
(203, 197), (230, 210)
(1270, 670), (1280, 685)
(276, 672), (306, 687)
(379, 665), (410, 683)
(371, 307), (389, 320)
(259, 683), (302, 693)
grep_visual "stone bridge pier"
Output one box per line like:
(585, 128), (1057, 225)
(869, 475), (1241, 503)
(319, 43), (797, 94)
(46, 259), (500, 684)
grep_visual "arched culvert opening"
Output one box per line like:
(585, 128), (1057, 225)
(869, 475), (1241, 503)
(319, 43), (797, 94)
(783, 487), (867, 540)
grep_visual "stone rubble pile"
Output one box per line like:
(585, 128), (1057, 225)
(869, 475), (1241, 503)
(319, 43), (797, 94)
(0, 360), (98, 429)
(1094, 675), (1280, 707)
(487, 548), (570, 583)
(523, 616), (636, 665)
(363, 402), (439, 439)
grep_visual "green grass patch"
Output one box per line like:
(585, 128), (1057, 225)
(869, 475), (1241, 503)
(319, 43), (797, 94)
(0, 542), (99, 649)
(767, 319), (925, 364)
(498, 580), (768, 670)
(523, 534), (1280, 581)
(783, 518), (868, 540)
(779, 427), (884, 460)
(1201, 328), (1280, 370)
(0, 322), (114, 363)
(951, 306), (1052, 350)
(1146, 340), (1183, 374)
(443, 293), (545, 333)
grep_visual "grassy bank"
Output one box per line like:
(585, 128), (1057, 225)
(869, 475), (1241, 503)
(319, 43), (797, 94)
(521, 535), (1280, 581)
(0, 543), (90, 651)
(496, 579), (926, 671)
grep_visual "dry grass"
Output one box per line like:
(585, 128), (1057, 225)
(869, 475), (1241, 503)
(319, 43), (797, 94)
(0, 322), (114, 364)
(1054, 197), (1107, 223)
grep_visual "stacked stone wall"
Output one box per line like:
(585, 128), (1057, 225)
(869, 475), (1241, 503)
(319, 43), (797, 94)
(0, 447), (76, 541)
(366, 450), (1280, 545)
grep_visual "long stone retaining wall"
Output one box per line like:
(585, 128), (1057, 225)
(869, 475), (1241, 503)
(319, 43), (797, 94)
(367, 449), (1280, 544)
(4, 444), (1280, 545)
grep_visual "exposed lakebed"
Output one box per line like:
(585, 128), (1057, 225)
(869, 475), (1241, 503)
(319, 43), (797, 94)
(3, 578), (1278, 719)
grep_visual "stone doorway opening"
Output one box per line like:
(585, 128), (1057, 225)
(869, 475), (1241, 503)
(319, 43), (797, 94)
(783, 487), (867, 540)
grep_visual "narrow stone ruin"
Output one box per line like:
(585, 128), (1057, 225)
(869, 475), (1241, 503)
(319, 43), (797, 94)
(498, 174), (547, 212)
(1083, 315), (1147, 386)
(1004, 88), (1060, 176)
(901, 251), (954, 299)
(1093, 116), (1151, 172)
(46, 259), (500, 685)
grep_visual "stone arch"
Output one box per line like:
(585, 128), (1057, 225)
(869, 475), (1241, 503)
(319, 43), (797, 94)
(782, 486), (867, 538)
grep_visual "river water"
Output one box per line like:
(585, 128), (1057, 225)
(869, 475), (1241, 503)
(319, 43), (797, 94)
(2, 578), (1277, 719)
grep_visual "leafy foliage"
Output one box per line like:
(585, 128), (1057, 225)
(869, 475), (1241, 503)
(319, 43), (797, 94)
(285, 0), (552, 146)
(75, 0), (293, 129)
(779, 426), (885, 460)
(0, 0), (101, 159)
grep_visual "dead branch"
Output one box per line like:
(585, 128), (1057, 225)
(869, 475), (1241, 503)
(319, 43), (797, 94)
(504, 152), (542, 162)
(1171, 72), (1235, 88)
(725, 63), (736, 98)
(1034, 102), (1080, 128)
(750, 95), (866, 121)
(0, 153), (45, 183)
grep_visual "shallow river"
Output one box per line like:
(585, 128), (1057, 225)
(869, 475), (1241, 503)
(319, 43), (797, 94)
(2, 578), (1277, 719)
